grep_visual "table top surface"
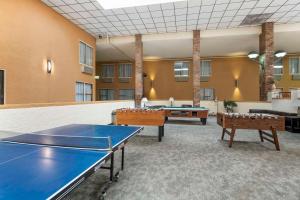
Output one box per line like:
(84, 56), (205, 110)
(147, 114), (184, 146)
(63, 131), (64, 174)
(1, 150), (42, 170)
(146, 105), (209, 111)
(163, 106), (209, 111)
(0, 124), (142, 200)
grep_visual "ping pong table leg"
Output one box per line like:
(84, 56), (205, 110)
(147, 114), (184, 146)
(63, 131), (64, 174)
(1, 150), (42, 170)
(121, 147), (125, 170)
(110, 152), (114, 181)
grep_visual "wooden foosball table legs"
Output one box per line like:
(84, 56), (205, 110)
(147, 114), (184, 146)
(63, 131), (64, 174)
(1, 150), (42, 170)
(221, 127), (280, 151)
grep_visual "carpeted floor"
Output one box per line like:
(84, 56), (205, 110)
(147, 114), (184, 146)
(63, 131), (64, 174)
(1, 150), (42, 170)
(63, 117), (299, 200)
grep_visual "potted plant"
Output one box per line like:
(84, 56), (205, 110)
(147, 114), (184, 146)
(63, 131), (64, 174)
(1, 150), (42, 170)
(224, 100), (237, 113)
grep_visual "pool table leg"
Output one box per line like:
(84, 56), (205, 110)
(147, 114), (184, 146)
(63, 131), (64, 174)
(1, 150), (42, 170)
(201, 118), (207, 125)
(158, 126), (163, 142)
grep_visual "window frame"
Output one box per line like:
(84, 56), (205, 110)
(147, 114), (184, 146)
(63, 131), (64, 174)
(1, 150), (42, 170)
(200, 60), (212, 77)
(273, 57), (283, 75)
(0, 69), (5, 104)
(173, 61), (190, 81)
(79, 41), (94, 67)
(99, 89), (114, 101)
(101, 64), (115, 79)
(200, 88), (215, 101)
(119, 89), (135, 100)
(118, 63), (132, 78)
(75, 81), (93, 102)
(289, 56), (300, 75)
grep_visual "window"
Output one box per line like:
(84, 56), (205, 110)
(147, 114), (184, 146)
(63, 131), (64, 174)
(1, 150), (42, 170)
(75, 82), (93, 102)
(289, 57), (300, 75)
(0, 70), (4, 104)
(99, 89), (114, 100)
(274, 58), (283, 75)
(101, 64), (114, 78)
(119, 89), (134, 100)
(80, 41), (93, 67)
(119, 63), (132, 78)
(200, 88), (214, 100)
(200, 60), (212, 76)
(84, 83), (93, 101)
(174, 61), (189, 81)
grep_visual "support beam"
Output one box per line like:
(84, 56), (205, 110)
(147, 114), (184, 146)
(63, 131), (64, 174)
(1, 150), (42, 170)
(192, 30), (201, 106)
(259, 22), (274, 101)
(135, 34), (143, 107)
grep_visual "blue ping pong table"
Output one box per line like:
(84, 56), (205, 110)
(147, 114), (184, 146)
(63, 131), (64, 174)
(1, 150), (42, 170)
(0, 124), (142, 200)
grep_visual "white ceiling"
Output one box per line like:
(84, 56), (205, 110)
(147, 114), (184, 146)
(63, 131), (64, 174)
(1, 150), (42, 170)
(95, 24), (300, 61)
(42, 0), (300, 37)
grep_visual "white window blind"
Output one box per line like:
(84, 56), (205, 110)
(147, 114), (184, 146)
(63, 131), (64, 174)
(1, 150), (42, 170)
(75, 82), (93, 102)
(274, 58), (283, 75)
(200, 88), (214, 100)
(99, 89), (114, 100)
(75, 82), (84, 102)
(84, 83), (93, 101)
(119, 89), (134, 100)
(101, 64), (114, 78)
(174, 61), (189, 78)
(289, 57), (300, 75)
(118, 63), (132, 78)
(79, 42), (93, 66)
(200, 60), (212, 76)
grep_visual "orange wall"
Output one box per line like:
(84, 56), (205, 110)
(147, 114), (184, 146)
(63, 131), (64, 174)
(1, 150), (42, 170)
(96, 57), (261, 101)
(0, 0), (96, 104)
(276, 55), (300, 91)
(200, 57), (260, 101)
(144, 60), (193, 100)
(144, 57), (260, 101)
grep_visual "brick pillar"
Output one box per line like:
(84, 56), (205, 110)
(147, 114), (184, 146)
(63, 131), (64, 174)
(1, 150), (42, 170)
(193, 30), (201, 106)
(259, 22), (274, 101)
(135, 34), (143, 107)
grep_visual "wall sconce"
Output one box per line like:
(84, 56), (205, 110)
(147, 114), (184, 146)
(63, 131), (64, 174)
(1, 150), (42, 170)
(95, 76), (100, 80)
(235, 79), (239, 88)
(150, 79), (154, 88)
(47, 59), (52, 73)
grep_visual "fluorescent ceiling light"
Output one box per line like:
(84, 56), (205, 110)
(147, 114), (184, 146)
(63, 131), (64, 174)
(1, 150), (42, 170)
(274, 50), (287, 58)
(174, 68), (188, 71)
(97, 0), (186, 9)
(247, 51), (259, 59)
(274, 65), (283, 69)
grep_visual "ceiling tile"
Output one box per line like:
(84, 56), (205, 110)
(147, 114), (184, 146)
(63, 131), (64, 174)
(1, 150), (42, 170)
(44, 0), (300, 37)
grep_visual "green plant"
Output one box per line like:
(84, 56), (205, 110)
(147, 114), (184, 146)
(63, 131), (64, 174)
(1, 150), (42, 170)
(223, 100), (237, 113)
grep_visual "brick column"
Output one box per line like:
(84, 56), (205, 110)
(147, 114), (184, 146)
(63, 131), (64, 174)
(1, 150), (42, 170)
(259, 22), (274, 101)
(135, 34), (143, 107)
(193, 30), (201, 106)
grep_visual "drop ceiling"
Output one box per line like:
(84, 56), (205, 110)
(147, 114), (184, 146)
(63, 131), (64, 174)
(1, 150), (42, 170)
(42, 0), (300, 37)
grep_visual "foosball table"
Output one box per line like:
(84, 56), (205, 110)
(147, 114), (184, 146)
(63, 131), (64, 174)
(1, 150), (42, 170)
(217, 113), (285, 151)
(115, 109), (166, 142)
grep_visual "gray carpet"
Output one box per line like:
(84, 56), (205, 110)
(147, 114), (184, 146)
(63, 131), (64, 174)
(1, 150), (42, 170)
(51, 118), (300, 199)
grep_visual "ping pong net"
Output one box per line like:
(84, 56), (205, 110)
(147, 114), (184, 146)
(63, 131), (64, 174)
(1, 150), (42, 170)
(1, 133), (112, 151)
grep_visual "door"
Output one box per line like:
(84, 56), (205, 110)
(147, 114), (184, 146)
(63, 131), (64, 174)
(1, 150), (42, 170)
(0, 70), (4, 104)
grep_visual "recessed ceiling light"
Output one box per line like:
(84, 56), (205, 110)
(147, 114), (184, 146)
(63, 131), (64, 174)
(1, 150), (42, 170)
(97, 0), (186, 10)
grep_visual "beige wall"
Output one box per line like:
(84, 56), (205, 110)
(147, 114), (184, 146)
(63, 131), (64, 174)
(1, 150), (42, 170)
(0, 0), (96, 104)
(96, 57), (261, 101)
